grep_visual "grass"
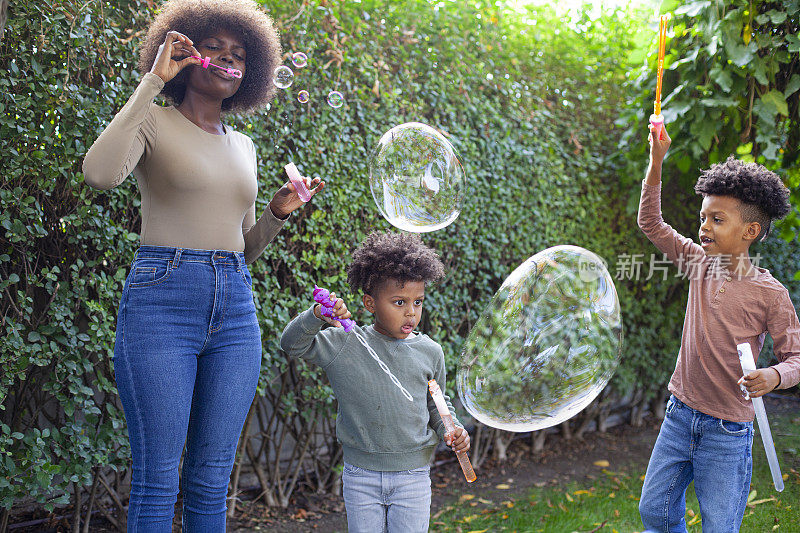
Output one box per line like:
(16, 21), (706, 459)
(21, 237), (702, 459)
(429, 411), (800, 533)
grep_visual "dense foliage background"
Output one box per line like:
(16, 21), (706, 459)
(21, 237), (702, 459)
(1, 0), (798, 529)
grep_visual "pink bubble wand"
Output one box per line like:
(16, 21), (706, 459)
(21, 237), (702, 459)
(190, 55), (242, 78)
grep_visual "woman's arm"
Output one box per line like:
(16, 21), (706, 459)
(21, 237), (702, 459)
(82, 31), (200, 190)
(82, 73), (163, 190)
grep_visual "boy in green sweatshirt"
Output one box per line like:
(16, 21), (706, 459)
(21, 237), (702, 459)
(280, 231), (469, 533)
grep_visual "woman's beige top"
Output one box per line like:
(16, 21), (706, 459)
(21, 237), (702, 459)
(82, 72), (284, 264)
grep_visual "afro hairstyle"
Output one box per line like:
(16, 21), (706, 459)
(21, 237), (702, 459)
(695, 156), (790, 241)
(347, 232), (446, 296)
(137, 0), (282, 114)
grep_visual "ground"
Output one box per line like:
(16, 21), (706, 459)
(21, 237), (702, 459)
(229, 411), (665, 532)
(10, 396), (796, 532)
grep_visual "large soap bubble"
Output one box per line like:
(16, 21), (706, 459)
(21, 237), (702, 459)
(368, 122), (465, 232)
(457, 246), (622, 432)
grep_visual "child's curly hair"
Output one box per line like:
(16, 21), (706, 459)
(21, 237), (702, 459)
(137, 0), (282, 114)
(347, 232), (445, 295)
(695, 156), (791, 241)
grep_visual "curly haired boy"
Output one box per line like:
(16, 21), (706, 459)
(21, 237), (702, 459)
(637, 125), (800, 532)
(281, 232), (470, 533)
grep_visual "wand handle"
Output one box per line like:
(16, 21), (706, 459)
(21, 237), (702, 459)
(284, 162), (312, 203)
(738, 342), (784, 492)
(429, 380), (476, 483)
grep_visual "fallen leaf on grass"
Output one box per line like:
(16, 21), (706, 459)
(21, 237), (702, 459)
(607, 492), (616, 499)
(614, 509), (620, 518)
(496, 484), (511, 490)
(593, 460), (610, 467)
(687, 514), (701, 526)
(534, 481), (547, 487)
(747, 497), (777, 507)
(502, 501), (514, 508)
(477, 498), (493, 505)
(460, 494), (475, 502)
(573, 490), (590, 495)
(293, 508), (308, 520)
(466, 530), (488, 533)
(558, 502), (568, 512)
(687, 509), (695, 518)
(432, 506), (454, 519)
(565, 492), (573, 502)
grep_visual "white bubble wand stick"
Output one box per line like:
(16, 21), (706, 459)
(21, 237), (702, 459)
(737, 342), (784, 492)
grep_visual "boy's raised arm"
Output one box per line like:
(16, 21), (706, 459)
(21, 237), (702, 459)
(637, 125), (705, 273)
(280, 306), (347, 368)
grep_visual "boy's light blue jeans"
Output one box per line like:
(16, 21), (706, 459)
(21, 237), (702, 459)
(639, 395), (753, 533)
(114, 246), (261, 532)
(342, 462), (432, 533)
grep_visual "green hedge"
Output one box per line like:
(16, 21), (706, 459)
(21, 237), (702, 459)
(1, 0), (797, 519)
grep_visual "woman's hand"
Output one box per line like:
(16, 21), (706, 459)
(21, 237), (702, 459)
(268, 175), (325, 219)
(150, 31), (202, 83)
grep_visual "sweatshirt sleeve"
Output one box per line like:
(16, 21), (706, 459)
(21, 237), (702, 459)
(428, 345), (464, 441)
(280, 306), (347, 368)
(242, 139), (288, 264)
(82, 72), (164, 190)
(767, 288), (800, 389)
(637, 180), (706, 274)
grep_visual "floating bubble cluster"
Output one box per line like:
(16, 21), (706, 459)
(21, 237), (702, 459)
(327, 90), (344, 108)
(291, 52), (308, 68)
(457, 246), (622, 432)
(297, 90), (310, 104)
(368, 122), (465, 232)
(273, 65), (294, 89)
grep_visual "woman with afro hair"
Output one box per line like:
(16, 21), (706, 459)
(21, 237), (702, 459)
(82, 1), (322, 530)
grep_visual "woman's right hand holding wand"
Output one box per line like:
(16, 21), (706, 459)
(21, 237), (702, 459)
(150, 30), (202, 83)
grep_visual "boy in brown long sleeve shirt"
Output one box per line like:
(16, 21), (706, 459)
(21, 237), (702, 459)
(637, 124), (800, 532)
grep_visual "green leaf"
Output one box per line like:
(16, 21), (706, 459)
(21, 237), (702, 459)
(761, 90), (789, 117)
(785, 75), (800, 98)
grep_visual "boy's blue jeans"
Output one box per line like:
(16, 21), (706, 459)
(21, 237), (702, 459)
(113, 247), (261, 532)
(639, 395), (753, 533)
(342, 462), (432, 533)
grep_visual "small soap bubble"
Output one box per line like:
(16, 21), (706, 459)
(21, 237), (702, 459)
(297, 90), (310, 104)
(291, 52), (308, 68)
(327, 90), (344, 108)
(368, 122), (465, 232)
(273, 65), (294, 89)
(457, 246), (622, 432)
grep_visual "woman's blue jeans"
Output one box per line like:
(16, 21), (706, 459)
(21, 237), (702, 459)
(639, 395), (754, 533)
(113, 246), (261, 532)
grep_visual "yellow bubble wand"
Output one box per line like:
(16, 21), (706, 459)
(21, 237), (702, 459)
(649, 15), (669, 140)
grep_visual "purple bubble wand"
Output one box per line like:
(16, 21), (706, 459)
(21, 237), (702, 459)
(312, 285), (413, 402)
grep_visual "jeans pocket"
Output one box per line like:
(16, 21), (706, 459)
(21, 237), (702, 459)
(404, 466), (431, 475)
(239, 266), (253, 288)
(343, 463), (367, 476)
(718, 418), (749, 436)
(129, 258), (172, 288)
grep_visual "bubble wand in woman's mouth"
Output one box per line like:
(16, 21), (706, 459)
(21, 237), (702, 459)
(190, 55), (242, 78)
